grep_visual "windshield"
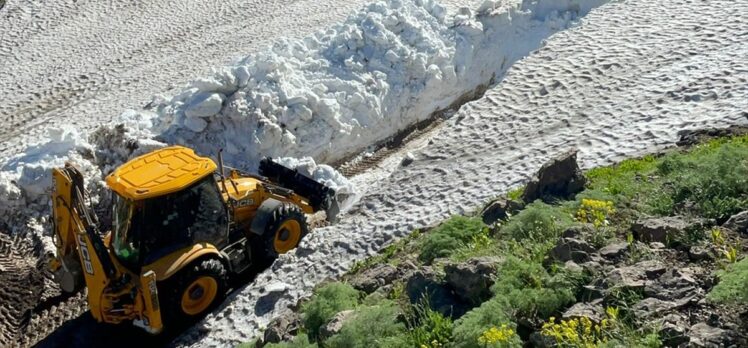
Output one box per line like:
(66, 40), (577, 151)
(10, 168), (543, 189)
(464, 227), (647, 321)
(112, 177), (228, 268)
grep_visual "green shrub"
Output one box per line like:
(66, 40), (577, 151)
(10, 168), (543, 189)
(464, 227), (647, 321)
(419, 216), (488, 263)
(452, 299), (517, 348)
(406, 300), (454, 348)
(263, 336), (318, 348)
(324, 302), (408, 348)
(658, 144), (748, 220)
(301, 282), (359, 339)
(708, 257), (748, 304)
(491, 257), (582, 321)
(451, 258), (582, 348)
(500, 201), (572, 245)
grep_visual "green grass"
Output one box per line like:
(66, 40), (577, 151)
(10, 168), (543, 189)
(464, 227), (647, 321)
(418, 216), (489, 263)
(324, 301), (408, 348)
(301, 282), (360, 340)
(708, 257), (748, 304)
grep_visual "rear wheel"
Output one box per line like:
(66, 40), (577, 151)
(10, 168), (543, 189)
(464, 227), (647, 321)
(163, 258), (227, 328)
(255, 203), (309, 263)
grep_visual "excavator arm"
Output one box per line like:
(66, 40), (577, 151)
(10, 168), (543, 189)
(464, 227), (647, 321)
(50, 164), (163, 333)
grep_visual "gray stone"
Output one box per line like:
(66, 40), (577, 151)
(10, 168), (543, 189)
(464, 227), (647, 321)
(631, 216), (690, 243)
(649, 242), (666, 250)
(406, 268), (466, 317)
(481, 198), (524, 225)
(599, 241), (629, 259)
(657, 313), (690, 347)
(349, 264), (400, 293)
(688, 245), (713, 262)
(444, 257), (501, 305)
(262, 312), (302, 345)
(632, 298), (680, 320)
(564, 260), (583, 273)
(605, 260), (665, 291)
(521, 150), (587, 203)
(644, 268), (701, 302)
(319, 310), (355, 339)
(688, 323), (733, 347)
(723, 211), (748, 234)
(549, 238), (597, 263)
(562, 302), (605, 324)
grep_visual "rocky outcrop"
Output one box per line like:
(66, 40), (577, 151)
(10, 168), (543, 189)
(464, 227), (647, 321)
(260, 312), (302, 346)
(549, 238), (597, 263)
(406, 267), (467, 318)
(631, 216), (694, 243)
(444, 257), (501, 305)
(521, 150), (586, 203)
(319, 310), (355, 340)
(480, 198), (524, 225)
(688, 322), (734, 347)
(349, 264), (401, 294)
(723, 210), (748, 234)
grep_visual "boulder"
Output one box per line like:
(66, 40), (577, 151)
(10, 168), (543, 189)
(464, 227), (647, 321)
(562, 302), (605, 324)
(632, 298), (681, 320)
(349, 264), (400, 293)
(406, 268), (466, 317)
(599, 241), (629, 259)
(723, 210), (748, 234)
(521, 150), (586, 203)
(605, 260), (665, 291)
(688, 245), (713, 262)
(549, 238), (596, 263)
(688, 323), (733, 347)
(631, 216), (691, 243)
(444, 257), (501, 305)
(657, 313), (690, 347)
(644, 268), (701, 302)
(481, 198), (524, 225)
(319, 310), (355, 340)
(261, 312), (302, 346)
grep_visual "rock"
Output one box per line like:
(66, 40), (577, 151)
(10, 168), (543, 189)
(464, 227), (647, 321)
(564, 260), (583, 273)
(562, 302), (605, 324)
(599, 241), (629, 259)
(549, 238), (596, 263)
(521, 150), (587, 203)
(406, 268), (466, 317)
(688, 245), (713, 262)
(644, 268), (701, 302)
(444, 257), (501, 305)
(481, 198), (524, 225)
(605, 260), (665, 291)
(688, 323), (733, 347)
(649, 242), (666, 250)
(561, 225), (592, 238)
(261, 312), (302, 345)
(657, 313), (690, 347)
(631, 216), (691, 243)
(723, 210), (748, 234)
(349, 264), (400, 293)
(401, 152), (415, 166)
(185, 92), (225, 118)
(676, 125), (748, 147)
(632, 298), (681, 320)
(319, 310), (355, 340)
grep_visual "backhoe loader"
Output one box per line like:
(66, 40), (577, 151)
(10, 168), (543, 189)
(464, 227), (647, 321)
(48, 145), (337, 334)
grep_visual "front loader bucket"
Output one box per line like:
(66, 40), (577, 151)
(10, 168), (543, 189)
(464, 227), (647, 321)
(259, 158), (336, 214)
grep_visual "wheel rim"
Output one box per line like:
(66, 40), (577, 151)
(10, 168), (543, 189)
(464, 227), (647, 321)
(273, 219), (302, 253)
(180, 276), (218, 315)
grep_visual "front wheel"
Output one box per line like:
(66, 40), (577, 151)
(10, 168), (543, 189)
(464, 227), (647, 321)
(254, 203), (309, 263)
(163, 258), (227, 328)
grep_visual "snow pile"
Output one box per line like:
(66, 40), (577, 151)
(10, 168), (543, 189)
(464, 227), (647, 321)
(275, 156), (359, 213)
(129, 0), (602, 170)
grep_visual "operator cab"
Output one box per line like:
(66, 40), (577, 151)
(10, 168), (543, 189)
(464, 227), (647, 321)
(105, 146), (229, 270)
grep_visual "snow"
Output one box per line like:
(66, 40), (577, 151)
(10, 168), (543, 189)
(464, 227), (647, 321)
(1, 0), (746, 345)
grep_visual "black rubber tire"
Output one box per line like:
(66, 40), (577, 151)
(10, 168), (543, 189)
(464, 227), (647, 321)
(253, 203), (309, 264)
(161, 258), (227, 329)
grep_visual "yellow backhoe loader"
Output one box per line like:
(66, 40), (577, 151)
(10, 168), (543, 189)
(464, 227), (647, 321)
(48, 146), (337, 334)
